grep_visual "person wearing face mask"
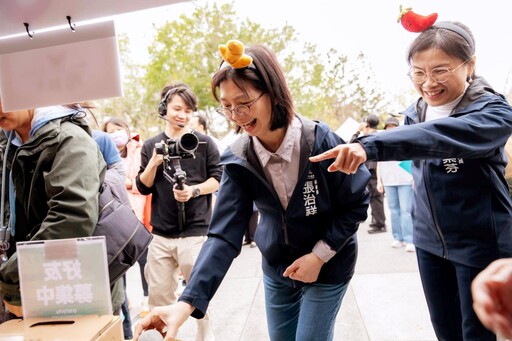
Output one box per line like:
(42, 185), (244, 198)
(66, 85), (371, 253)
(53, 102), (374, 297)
(103, 117), (152, 317)
(91, 121), (133, 340)
(92, 129), (126, 178)
(135, 82), (222, 341)
(310, 21), (512, 340)
(110, 128), (130, 151)
(103, 117), (151, 229)
(134, 41), (370, 341)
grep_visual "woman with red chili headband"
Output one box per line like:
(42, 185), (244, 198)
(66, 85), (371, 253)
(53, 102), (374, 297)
(311, 20), (512, 341)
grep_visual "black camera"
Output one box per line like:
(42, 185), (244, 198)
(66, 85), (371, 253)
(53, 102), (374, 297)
(156, 132), (199, 231)
(155, 132), (199, 159)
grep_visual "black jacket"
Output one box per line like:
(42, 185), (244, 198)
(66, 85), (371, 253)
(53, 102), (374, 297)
(136, 131), (222, 238)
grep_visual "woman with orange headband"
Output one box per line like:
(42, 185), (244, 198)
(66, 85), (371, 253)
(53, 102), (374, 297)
(135, 40), (370, 341)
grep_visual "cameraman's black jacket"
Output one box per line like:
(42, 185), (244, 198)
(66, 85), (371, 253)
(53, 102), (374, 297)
(136, 131), (222, 238)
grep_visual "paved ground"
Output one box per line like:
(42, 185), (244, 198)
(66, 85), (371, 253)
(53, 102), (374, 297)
(126, 213), (437, 341)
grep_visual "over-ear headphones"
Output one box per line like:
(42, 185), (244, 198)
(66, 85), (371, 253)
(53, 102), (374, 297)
(157, 89), (173, 117)
(157, 85), (198, 118)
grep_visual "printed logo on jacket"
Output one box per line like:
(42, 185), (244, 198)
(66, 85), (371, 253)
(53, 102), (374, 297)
(442, 158), (464, 173)
(303, 171), (319, 216)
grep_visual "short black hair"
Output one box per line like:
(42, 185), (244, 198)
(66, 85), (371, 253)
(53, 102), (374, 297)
(211, 45), (294, 134)
(193, 114), (208, 132)
(161, 82), (198, 112)
(364, 114), (379, 128)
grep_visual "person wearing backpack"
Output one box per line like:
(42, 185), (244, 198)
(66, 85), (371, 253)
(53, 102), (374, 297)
(0, 99), (124, 321)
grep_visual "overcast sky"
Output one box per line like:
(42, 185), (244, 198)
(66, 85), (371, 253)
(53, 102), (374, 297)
(116, 0), (512, 104)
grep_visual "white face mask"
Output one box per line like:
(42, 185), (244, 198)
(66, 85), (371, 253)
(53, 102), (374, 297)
(109, 130), (129, 147)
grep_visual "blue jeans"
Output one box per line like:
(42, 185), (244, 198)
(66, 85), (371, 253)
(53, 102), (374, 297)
(384, 185), (413, 244)
(263, 274), (349, 341)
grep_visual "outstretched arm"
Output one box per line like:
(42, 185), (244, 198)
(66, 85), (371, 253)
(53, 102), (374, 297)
(309, 143), (367, 174)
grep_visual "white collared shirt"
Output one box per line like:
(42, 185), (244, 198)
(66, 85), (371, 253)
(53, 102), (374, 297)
(253, 117), (302, 210)
(252, 117), (335, 263)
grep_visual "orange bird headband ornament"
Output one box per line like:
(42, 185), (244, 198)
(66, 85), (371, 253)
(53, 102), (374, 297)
(397, 5), (438, 32)
(218, 39), (253, 69)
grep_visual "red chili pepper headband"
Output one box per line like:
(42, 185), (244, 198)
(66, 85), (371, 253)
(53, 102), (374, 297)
(218, 39), (255, 70)
(397, 5), (474, 53)
(397, 5), (438, 32)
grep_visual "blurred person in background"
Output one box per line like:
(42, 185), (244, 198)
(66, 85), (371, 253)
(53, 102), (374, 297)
(189, 113), (227, 153)
(376, 116), (414, 253)
(351, 114), (387, 234)
(103, 116), (152, 320)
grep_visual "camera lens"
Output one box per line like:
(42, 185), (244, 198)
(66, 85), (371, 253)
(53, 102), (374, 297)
(179, 133), (199, 153)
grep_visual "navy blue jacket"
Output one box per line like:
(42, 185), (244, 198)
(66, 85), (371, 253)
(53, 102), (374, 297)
(359, 77), (512, 268)
(179, 116), (370, 318)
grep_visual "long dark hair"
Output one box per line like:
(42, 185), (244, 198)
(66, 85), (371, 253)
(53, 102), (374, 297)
(65, 102), (99, 126)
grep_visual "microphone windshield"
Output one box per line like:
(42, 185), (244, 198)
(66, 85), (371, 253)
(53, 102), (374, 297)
(138, 329), (164, 341)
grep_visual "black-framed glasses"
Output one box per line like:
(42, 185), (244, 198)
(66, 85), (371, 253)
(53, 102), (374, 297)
(215, 93), (264, 119)
(408, 60), (468, 84)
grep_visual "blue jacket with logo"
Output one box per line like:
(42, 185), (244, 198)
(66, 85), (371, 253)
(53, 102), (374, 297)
(179, 116), (370, 318)
(359, 77), (512, 268)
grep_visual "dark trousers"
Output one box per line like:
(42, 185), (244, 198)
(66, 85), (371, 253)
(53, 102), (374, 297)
(120, 275), (133, 340)
(416, 248), (496, 341)
(137, 248), (149, 296)
(368, 172), (386, 228)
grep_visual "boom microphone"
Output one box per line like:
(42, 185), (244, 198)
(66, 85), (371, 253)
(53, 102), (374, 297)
(158, 115), (185, 128)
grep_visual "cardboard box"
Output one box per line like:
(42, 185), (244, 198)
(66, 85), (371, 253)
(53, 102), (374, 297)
(0, 315), (122, 340)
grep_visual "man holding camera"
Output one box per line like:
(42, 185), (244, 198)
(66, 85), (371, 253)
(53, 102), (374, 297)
(136, 83), (222, 341)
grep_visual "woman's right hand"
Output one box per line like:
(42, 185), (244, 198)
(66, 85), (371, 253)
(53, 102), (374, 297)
(134, 301), (194, 341)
